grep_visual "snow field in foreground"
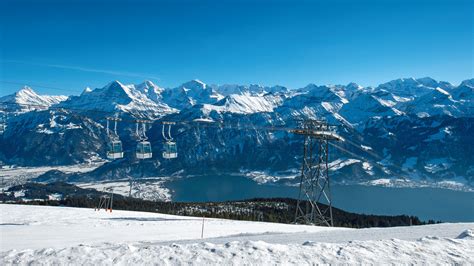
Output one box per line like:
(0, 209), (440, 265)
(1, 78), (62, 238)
(0, 204), (341, 251)
(2, 234), (473, 265)
(1, 204), (473, 265)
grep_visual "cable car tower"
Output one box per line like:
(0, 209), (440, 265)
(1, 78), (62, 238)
(291, 120), (343, 226)
(136, 120), (152, 159)
(162, 121), (177, 159)
(106, 117), (124, 160)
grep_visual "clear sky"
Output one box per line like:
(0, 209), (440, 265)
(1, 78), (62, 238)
(0, 0), (472, 96)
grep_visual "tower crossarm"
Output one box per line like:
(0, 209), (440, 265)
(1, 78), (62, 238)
(290, 129), (344, 141)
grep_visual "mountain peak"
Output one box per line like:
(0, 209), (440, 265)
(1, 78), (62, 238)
(181, 79), (207, 90)
(81, 87), (92, 95)
(136, 80), (162, 92)
(142, 80), (156, 87)
(192, 79), (206, 86)
(392, 77), (418, 85)
(346, 82), (363, 90)
(377, 77), (429, 96)
(0, 85), (67, 112)
(460, 78), (474, 88)
(417, 76), (436, 83)
(403, 77), (417, 82)
(383, 77), (446, 88)
(105, 80), (126, 89)
(16, 86), (38, 97)
(415, 77), (453, 89)
(136, 80), (157, 88)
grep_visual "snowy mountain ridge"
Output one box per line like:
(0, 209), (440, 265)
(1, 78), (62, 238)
(2, 77), (472, 120)
(0, 86), (67, 113)
(162, 79), (224, 110)
(202, 92), (285, 114)
(57, 80), (176, 119)
(0, 77), (473, 188)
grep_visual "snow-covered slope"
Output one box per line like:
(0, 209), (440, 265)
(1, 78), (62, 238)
(0, 204), (341, 251)
(213, 84), (289, 96)
(0, 109), (108, 165)
(0, 86), (67, 113)
(201, 92), (284, 114)
(339, 92), (403, 126)
(1, 204), (473, 265)
(273, 84), (349, 125)
(450, 82), (474, 114)
(405, 87), (461, 117)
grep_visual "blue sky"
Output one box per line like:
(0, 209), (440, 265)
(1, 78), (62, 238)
(0, 0), (472, 96)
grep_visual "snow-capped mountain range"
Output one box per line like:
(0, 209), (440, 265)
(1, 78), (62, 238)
(0, 77), (473, 188)
(58, 80), (176, 119)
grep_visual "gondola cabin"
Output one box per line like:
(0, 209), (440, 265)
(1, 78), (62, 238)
(136, 141), (152, 159)
(162, 141), (177, 159)
(107, 140), (124, 159)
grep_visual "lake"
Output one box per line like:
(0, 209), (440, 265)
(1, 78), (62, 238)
(166, 174), (474, 222)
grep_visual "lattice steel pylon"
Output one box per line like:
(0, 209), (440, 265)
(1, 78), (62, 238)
(292, 120), (343, 226)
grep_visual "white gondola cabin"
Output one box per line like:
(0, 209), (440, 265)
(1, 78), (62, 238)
(162, 141), (177, 159)
(106, 117), (123, 160)
(107, 140), (124, 159)
(136, 141), (152, 159)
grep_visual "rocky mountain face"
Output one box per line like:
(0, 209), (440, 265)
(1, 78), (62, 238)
(0, 78), (473, 187)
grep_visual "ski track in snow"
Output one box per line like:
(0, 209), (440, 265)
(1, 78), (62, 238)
(1, 204), (473, 265)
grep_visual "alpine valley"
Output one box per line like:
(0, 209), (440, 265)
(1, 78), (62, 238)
(0, 77), (473, 198)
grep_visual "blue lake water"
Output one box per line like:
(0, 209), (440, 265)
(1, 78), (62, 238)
(166, 174), (474, 222)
